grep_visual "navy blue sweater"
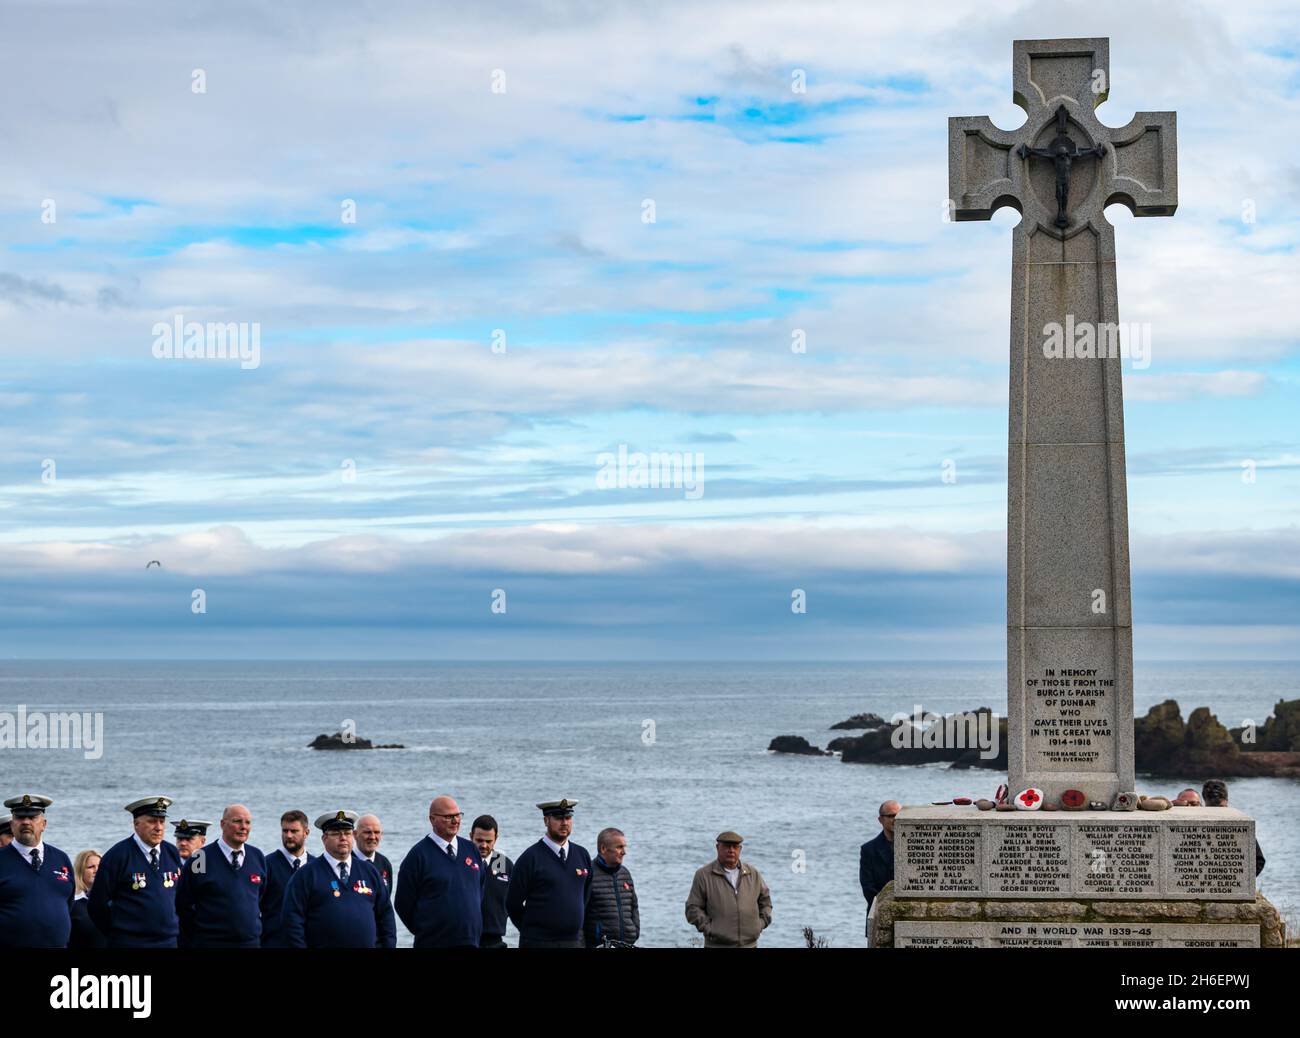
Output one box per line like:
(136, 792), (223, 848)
(0, 842), (74, 948)
(506, 840), (592, 943)
(394, 836), (485, 948)
(280, 855), (395, 948)
(175, 843), (267, 948)
(88, 836), (182, 947)
(481, 851), (513, 942)
(359, 850), (393, 891)
(261, 849), (314, 947)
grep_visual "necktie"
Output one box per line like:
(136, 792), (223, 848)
(149, 847), (158, 871)
(339, 860), (349, 883)
(446, 842), (454, 859)
(31, 848), (42, 872)
(292, 857), (300, 871)
(231, 849), (241, 871)
(559, 845), (567, 864)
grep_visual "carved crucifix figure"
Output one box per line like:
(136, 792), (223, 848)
(948, 39), (1178, 805)
(1017, 104), (1106, 229)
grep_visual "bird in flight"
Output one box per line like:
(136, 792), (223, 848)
(145, 560), (162, 569)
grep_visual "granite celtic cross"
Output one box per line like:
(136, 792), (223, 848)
(948, 38), (1178, 804)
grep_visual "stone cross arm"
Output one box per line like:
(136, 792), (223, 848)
(947, 38), (1177, 232)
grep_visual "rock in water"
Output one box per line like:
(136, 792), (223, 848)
(767, 735), (830, 756)
(308, 732), (405, 750)
(829, 712), (888, 731)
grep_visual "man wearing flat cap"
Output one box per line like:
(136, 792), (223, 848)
(88, 796), (184, 947)
(685, 831), (772, 948)
(172, 818), (212, 864)
(395, 794), (485, 948)
(0, 794), (75, 948)
(506, 799), (592, 948)
(281, 810), (395, 948)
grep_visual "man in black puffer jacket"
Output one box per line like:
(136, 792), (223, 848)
(584, 828), (639, 947)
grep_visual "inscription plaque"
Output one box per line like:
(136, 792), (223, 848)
(895, 921), (1260, 949)
(894, 806), (1254, 900)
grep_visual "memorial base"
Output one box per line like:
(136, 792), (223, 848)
(869, 882), (1284, 948)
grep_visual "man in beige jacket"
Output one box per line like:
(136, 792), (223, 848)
(685, 831), (772, 948)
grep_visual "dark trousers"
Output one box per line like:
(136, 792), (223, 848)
(479, 935), (507, 948)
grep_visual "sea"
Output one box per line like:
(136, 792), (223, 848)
(1, 659), (1295, 948)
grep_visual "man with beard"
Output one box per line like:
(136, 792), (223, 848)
(262, 809), (312, 947)
(506, 799), (592, 948)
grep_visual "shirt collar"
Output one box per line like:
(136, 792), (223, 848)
(322, 852), (352, 878)
(541, 835), (568, 857)
(132, 832), (162, 859)
(216, 837), (247, 863)
(11, 841), (44, 865)
(427, 832), (457, 856)
(279, 846), (308, 866)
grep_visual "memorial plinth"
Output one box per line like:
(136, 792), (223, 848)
(894, 805), (1256, 901)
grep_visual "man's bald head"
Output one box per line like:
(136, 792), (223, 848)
(429, 796), (463, 841)
(879, 800), (901, 840)
(221, 804), (252, 848)
(356, 814), (383, 855)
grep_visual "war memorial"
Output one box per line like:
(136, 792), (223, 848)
(868, 38), (1283, 949)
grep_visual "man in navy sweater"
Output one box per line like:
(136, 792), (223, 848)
(89, 796), (183, 947)
(281, 810), (395, 948)
(262, 808), (312, 947)
(0, 794), (74, 948)
(506, 799), (592, 948)
(472, 814), (512, 948)
(176, 803), (266, 947)
(395, 794), (485, 948)
(355, 814), (394, 892)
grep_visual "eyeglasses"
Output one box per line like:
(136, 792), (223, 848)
(433, 812), (463, 820)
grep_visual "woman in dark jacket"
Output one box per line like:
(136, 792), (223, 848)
(69, 848), (108, 949)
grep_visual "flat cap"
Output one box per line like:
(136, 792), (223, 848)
(716, 830), (744, 844)
(4, 794), (54, 818)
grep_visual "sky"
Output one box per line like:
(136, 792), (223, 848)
(0, 0), (1297, 659)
